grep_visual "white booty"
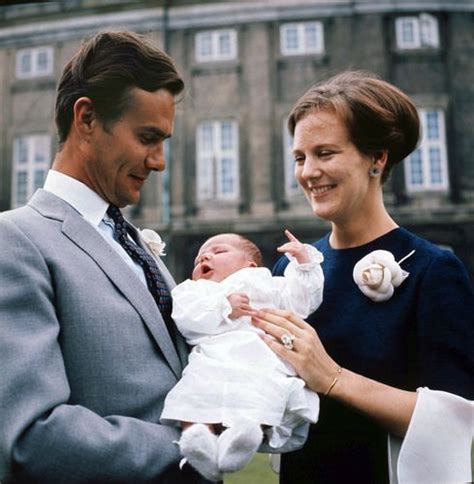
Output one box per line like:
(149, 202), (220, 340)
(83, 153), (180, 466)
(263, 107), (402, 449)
(178, 424), (222, 482)
(217, 421), (263, 473)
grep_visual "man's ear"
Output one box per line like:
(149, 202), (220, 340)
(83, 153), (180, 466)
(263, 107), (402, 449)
(72, 97), (96, 141)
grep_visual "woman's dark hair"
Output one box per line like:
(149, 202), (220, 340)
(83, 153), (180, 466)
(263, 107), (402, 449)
(55, 30), (185, 143)
(288, 71), (420, 183)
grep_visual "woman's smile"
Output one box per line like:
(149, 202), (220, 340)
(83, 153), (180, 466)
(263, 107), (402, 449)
(308, 184), (337, 197)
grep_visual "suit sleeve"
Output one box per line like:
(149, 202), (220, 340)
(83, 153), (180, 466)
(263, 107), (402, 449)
(0, 218), (191, 483)
(415, 250), (474, 400)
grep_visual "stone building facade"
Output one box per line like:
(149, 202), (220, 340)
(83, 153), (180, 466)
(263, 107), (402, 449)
(1, 0), (473, 282)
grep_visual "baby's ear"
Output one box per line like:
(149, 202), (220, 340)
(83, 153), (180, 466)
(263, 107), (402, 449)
(248, 261), (258, 268)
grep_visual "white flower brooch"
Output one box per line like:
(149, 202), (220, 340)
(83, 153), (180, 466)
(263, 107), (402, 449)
(141, 229), (166, 257)
(353, 249), (415, 302)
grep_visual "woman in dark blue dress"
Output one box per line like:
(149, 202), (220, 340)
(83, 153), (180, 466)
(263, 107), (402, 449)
(253, 71), (473, 483)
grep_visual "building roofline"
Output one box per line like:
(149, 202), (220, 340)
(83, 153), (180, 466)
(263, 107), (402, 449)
(0, 0), (472, 48)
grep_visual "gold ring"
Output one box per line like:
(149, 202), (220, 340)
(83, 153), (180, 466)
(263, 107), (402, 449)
(280, 333), (296, 350)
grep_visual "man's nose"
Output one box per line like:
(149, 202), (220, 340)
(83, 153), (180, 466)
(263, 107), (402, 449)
(146, 143), (165, 171)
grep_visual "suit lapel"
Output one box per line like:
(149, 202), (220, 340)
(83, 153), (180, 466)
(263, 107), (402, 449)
(29, 191), (183, 378)
(133, 224), (190, 368)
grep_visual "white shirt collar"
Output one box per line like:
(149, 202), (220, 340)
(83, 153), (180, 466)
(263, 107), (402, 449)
(43, 169), (109, 227)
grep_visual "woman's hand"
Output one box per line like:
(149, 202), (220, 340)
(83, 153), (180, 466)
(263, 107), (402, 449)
(252, 308), (340, 394)
(252, 308), (417, 437)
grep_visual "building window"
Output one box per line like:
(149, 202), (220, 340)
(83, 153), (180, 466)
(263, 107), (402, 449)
(196, 121), (239, 201)
(12, 135), (51, 207)
(283, 121), (299, 196)
(280, 22), (324, 56)
(404, 110), (449, 192)
(195, 30), (237, 62)
(16, 46), (54, 79)
(395, 14), (439, 50)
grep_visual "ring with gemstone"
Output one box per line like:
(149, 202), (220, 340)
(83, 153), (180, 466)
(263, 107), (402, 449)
(280, 333), (296, 350)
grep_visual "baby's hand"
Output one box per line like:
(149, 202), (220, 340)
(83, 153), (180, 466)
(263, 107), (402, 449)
(227, 293), (253, 319)
(277, 229), (309, 264)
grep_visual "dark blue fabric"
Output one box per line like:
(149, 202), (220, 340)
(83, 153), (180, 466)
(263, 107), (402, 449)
(273, 227), (474, 483)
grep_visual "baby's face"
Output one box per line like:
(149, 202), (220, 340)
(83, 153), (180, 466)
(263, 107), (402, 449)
(192, 234), (256, 282)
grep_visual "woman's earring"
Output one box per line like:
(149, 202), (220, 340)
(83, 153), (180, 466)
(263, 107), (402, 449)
(369, 166), (381, 178)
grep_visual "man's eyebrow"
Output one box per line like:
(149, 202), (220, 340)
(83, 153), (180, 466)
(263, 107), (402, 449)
(140, 127), (171, 139)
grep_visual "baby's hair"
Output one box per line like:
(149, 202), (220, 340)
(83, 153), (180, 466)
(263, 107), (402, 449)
(236, 235), (263, 267)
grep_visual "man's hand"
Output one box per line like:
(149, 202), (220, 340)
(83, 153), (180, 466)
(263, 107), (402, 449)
(227, 293), (252, 319)
(277, 229), (309, 264)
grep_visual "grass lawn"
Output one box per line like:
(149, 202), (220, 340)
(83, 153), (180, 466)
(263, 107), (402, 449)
(225, 453), (278, 484)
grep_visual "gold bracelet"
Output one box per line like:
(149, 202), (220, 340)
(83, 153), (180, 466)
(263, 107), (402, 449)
(324, 366), (343, 397)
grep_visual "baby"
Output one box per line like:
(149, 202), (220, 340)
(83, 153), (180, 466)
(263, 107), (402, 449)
(160, 231), (324, 481)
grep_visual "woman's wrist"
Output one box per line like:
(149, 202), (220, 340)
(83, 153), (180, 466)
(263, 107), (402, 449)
(321, 367), (417, 437)
(323, 366), (343, 397)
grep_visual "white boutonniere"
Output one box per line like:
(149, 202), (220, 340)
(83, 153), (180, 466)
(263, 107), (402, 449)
(353, 249), (415, 302)
(141, 229), (166, 257)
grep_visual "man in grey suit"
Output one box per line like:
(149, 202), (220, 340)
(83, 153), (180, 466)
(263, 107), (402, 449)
(0, 31), (209, 483)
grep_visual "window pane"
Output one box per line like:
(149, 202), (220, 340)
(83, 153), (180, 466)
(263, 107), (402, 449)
(305, 24), (318, 50)
(218, 32), (231, 56)
(429, 147), (442, 183)
(37, 50), (49, 72)
(20, 52), (32, 74)
(426, 111), (439, 140)
(34, 169), (46, 190)
(409, 149), (423, 186)
(34, 137), (48, 163)
(220, 157), (234, 194)
(221, 123), (233, 150)
(16, 172), (28, 205)
(402, 20), (415, 43)
(199, 124), (214, 151)
(420, 13), (440, 48)
(198, 33), (213, 57)
(284, 26), (299, 50)
(198, 156), (214, 199)
(15, 138), (29, 164)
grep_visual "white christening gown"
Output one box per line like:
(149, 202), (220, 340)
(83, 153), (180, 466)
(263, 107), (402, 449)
(161, 245), (324, 449)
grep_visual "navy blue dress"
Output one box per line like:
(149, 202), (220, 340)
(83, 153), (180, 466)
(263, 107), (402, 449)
(272, 227), (474, 483)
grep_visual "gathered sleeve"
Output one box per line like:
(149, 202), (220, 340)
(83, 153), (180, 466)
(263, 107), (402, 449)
(388, 388), (473, 483)
(275, 244), (324, 318)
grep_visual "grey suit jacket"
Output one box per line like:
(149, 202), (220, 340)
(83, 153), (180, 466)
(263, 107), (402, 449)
(0, 190), (207, 483)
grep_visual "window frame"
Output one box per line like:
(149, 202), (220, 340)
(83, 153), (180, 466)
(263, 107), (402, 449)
(16, 46), (54, 79)
(195, 29), (238, 63)
(395, 13), (440, 50)
(404, 109), (449, 193)
(280, 21), (325, 56)
(196, 120), (239, 202)
(11, 134), (51, 208)
(283, 120), (299, 197)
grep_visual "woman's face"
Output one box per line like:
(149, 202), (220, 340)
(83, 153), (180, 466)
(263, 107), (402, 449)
(293, 109), (378, 226)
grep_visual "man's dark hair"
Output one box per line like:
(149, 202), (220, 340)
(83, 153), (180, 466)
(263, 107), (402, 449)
(55, 30), (185, 143)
